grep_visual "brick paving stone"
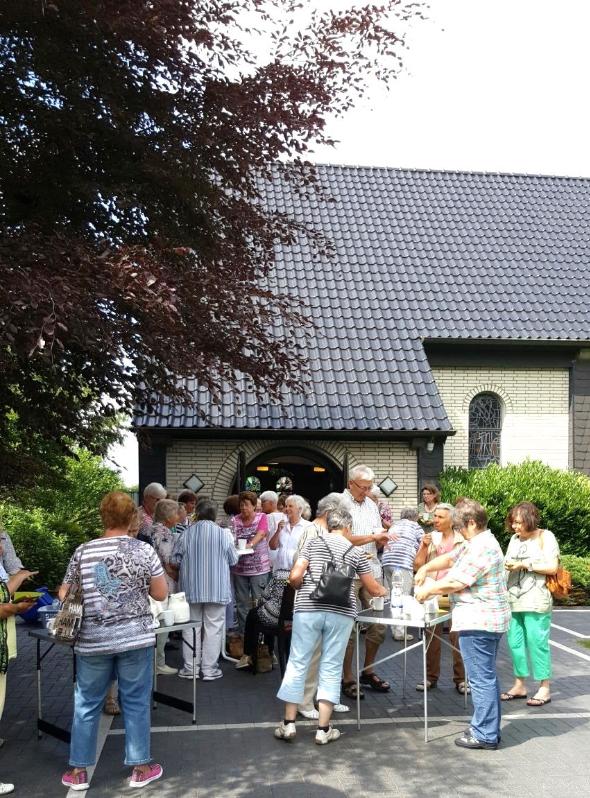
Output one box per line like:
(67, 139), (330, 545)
(0, 614), (589, 796)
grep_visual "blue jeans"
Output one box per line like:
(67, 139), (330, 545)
(277, 611), (353, 705)
(459, 631), (503, 745)
(70, 646), (153, 767)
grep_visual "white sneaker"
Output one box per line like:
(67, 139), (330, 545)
(333, 703), (350, 713)
(298, 708), (319, 720)
(178, 667), (198, 679)
(0, 785), (14, 796)
(156, 663), (178, 675)
(202, 670), (223, 681)
(274, 721), (296, 741)
(393, 632), (414, 641)
(315, 726), (341, 745)
(235, 655), (252, 669)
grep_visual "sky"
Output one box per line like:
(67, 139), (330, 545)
(109, 0), (590, 486)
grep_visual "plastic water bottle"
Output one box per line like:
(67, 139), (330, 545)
(390, 585), (403, 618)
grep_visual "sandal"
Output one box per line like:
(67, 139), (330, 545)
(455, 682), (471, 695)
(527, 695), (551, 707)
(104, 696), (121, 715)
(500, 692), (527, 701)
(359, 672), (391, 692)
(342, 681), (364, 700)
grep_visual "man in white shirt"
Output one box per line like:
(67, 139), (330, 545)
(269, 494), (311, 571)
(341, 465), (392, 699)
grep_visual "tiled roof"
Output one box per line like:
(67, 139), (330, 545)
(135, 166), (590, 432)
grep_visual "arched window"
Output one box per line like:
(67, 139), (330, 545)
(468, 393), (502, 469)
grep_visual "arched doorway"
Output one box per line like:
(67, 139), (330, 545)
(233, 446), (343, 515)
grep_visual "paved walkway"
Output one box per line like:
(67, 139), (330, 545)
(1, 609), (589, 797)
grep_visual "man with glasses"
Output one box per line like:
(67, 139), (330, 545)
(341, 465), (392, 699)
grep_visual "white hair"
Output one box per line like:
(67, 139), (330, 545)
(349, 464), (375, 482)
(259, 490), (278, 503)
(317, 492), (352, 518)
(153, 499), (179, 524)
(301, 501), (312, 521)
(285, 494), (306, 513)
(143, 482), (167, 499)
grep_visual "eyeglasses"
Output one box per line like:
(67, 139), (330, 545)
(351, 480), (372, 493)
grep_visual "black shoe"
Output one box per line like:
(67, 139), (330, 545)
(455, 733), (498, 750)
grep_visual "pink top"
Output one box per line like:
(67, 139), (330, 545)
(231, 512), (271, 577)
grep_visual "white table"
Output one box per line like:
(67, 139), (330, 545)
(30, 620), (199, 743)
(354, 605), (466, 742)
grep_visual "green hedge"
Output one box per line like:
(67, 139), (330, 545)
(0, 450), (124, 590)
(439, 460), (590, 555)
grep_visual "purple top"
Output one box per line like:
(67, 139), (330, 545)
(231, 512), (271, 577)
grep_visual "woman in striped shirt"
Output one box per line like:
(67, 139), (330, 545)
(59, 492), (168, 791)
(274, 507), (387, 745)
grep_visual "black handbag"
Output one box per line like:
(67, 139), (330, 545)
(308, 537), (356, 608)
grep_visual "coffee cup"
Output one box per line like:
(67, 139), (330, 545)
(369, 596), (385, 611)
(237, 538), (247, 551)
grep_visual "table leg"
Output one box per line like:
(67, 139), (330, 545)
(356, 622), (361, 731)
(423, 629), (428, 743)
(402, 626), (407, 697)
(192, 627), (197, 724)
(36, 638), (42, 740)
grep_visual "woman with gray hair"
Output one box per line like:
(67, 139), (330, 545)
(148, 499), (181, 675)
(294, 492), (353, 718)
(275, 507), (387, 745)
(269, 494), (311, 572)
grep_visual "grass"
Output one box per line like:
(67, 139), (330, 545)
(579, 640), (590, 650)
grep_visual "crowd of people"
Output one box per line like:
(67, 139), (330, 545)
(0, 465), (563, 791)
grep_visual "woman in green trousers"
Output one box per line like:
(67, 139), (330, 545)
(502, 502), (559, 707)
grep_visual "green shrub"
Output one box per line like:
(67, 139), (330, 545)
(439, 460), (590, 556)
(0, 451), (124, 590)
(561, 555), (590, 589)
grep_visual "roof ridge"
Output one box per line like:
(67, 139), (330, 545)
(289, 162), (590, 184)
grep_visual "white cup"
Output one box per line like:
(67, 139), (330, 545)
(369, 596), (385, 611)
(430, 531), (442, 547)
(159, 609), (175, 627)
(237, 538), (247, 551)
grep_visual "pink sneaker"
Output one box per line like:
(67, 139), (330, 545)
(129, 763), (163, 788)
(61, 769), (89, 791)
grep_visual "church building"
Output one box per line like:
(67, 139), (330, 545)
(134, 166), (590, 513)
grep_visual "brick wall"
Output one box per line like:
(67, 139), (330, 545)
(432, 366), (570, 469)
(166, 437), (418, 515)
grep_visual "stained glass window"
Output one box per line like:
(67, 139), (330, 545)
(468, 393), (502, 469)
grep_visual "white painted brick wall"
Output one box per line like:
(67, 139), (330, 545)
(166, 438), (417, 516)
(432, 367), (570, 469)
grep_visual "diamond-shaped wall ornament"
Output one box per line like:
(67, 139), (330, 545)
(378, 477), (398, 497)
(183, 473), (204, 493)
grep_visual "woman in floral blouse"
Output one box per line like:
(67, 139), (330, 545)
(148, 499), (180, 675)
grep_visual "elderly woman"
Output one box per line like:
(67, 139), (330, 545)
(275, 507), (387, 745)
(269, 494), (312, 572)
(502, 502), (559, 707)
(415, 499), (510, 750)
(172, 500), (238, 680)
(231, 491), (272, 663)
(60, 491), (168, 791)
(294, 492), (354, 719)
(148, 499), (180, 676)
(417, 483), (440, 533)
